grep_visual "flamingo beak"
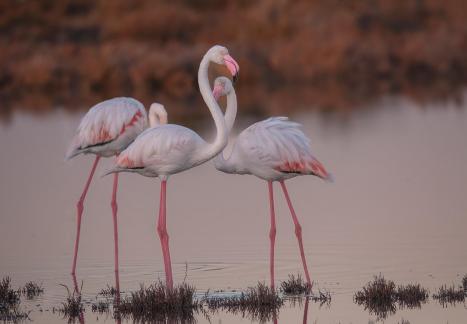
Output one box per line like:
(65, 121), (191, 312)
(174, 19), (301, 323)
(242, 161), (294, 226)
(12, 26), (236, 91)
(212, 84), (223, 101)
(223, 54), (239, 83)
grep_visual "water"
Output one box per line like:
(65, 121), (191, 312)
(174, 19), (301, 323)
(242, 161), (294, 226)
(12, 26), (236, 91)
(1, 95), (467, 323)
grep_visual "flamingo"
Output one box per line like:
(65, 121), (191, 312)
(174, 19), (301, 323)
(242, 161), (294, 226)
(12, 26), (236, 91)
(212, 77), (332, 290)
(103, 45), (240, 289)
(65, 97), (168, 289)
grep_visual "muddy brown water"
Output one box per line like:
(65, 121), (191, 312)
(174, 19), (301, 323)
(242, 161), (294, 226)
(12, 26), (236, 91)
(1, 95), (467, 323)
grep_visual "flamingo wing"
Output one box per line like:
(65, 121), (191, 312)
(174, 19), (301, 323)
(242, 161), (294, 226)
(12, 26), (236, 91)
(116, 124), (202, 173)
(237, 117), (330, 180)
(66, 97), (147, 158)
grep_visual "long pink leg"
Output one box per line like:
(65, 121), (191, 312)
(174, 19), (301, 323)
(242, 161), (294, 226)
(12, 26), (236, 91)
(156, 180), (173, 289)
(71, 155), (100, 275)
(111, 172), (120, 293)
(279, 180), (312, 289)
(267, 181), (277, 290)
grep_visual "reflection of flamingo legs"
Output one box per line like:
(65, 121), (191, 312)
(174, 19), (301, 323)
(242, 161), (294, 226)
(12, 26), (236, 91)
(267, 181), (277, 290)
(302, 298), (310, 324)
(280, 181), (312, 289)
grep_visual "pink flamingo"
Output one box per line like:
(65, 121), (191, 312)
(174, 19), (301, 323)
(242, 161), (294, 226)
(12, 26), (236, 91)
(212, 77), (332, 290)
(66, 97), (151, 289)
(104, 45), (239, 289)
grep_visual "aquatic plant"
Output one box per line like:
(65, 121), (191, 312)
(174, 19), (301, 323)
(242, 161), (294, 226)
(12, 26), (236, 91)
(0, 277), (20, 307)
(395, 283), (429, 308)
(57, 284), (85, 318)
(433, 284), (465, 305)
(310, 289), (332, 306)
(20, 281), (44, 299)
(462, 274), (467, 292)
(91, 300), (110, 313)
(354, 275), (397, 320)
(98, 285), (119, 297)
(204, 282), (283, 322)
(0, 277), (29, 322)
(280, 274), (311, 295)
(115, 281), (199, 322)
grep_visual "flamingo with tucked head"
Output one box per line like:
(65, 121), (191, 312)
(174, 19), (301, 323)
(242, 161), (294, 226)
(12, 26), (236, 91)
(104, 45), (240, 289)
(66, 98), (172, 290)
(212, 77), (332, 291)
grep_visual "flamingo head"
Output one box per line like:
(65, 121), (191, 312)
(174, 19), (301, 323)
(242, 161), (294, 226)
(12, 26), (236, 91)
(207, 45), (240, 82)
(212, 76), (233, 101)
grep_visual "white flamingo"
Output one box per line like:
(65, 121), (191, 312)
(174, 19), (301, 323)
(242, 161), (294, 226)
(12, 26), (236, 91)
(66, 98), (172, 290)
(212, 77), (332, 290)
(104, 45), (240, 289)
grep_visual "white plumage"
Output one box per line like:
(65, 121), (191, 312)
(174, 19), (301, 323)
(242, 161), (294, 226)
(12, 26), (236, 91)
(66, 97), (147, 159)
(216, 116), (331, 181)
(114, 124), (206, 177)
(212, 77), (331, 291)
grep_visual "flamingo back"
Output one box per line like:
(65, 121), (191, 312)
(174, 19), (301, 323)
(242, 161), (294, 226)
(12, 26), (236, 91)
(66, 97), (147, 159)
(236, 117), (332, 181)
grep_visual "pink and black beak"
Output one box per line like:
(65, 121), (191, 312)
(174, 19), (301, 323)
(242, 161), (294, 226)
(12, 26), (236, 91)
(223, 54), (240, 83)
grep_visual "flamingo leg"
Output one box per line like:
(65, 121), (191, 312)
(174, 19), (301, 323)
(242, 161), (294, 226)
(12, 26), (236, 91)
(279, 180), (312, 289)
(71, 155), (100, 275)
(156, 179), (173, 289)
(111, 172), (120, 293)
(267, 181), (277, 290)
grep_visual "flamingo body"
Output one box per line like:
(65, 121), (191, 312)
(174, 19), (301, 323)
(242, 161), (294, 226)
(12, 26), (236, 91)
(104, 45), (240, 290)
(216, 117), (331, 181)
(213, 77), (331, 291)
(66, 97), (147, 159)
(113, 124), (208, 177)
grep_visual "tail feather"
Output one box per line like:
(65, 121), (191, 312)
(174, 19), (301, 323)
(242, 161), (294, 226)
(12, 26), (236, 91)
(65, 137), (84, 161)
(308, 157), (334, 182)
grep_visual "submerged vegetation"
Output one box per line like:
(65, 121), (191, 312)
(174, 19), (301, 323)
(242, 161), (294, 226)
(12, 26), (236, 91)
(20, 281), (44, 299)
(280, 274), (311, 295)
(204, 282), (283, 322)
(0, 277), (29, 322)
(98, 285), (119, 297)
(55, 284), (84, 320)
(116, 281), (200, 323)
(396, 283), (429, 308)
(433, 284), (465, 306)
(354, 275), (397, 319)
(354, 275), (429, 320)
(2, 272), (466, 322)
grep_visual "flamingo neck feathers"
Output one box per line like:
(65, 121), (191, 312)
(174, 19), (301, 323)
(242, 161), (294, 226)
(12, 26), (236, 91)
(195, 53), (228, 164)
(148, 104), (168, 127)
(214, 85), (241, 174)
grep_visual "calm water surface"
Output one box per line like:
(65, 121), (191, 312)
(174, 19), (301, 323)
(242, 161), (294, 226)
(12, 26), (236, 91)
(1, 96), (467, 323)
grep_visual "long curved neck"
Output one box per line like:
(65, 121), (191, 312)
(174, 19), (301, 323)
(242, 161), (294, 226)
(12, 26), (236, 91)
(214, 87), (238, 173)
(149, 104), (168, 127)
(224, 88), (237, 135)
(196, 55), (228, 164)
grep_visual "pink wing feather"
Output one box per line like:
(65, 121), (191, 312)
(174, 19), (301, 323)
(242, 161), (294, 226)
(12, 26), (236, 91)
(66, 97), (147, 159)
(238, 117), (332, 180)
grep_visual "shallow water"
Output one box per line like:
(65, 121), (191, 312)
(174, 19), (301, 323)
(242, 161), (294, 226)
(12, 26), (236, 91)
(1, 95), (467, 323)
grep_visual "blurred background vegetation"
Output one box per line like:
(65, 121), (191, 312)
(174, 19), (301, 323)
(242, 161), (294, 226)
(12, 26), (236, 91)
(0, 0), (466, 122)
